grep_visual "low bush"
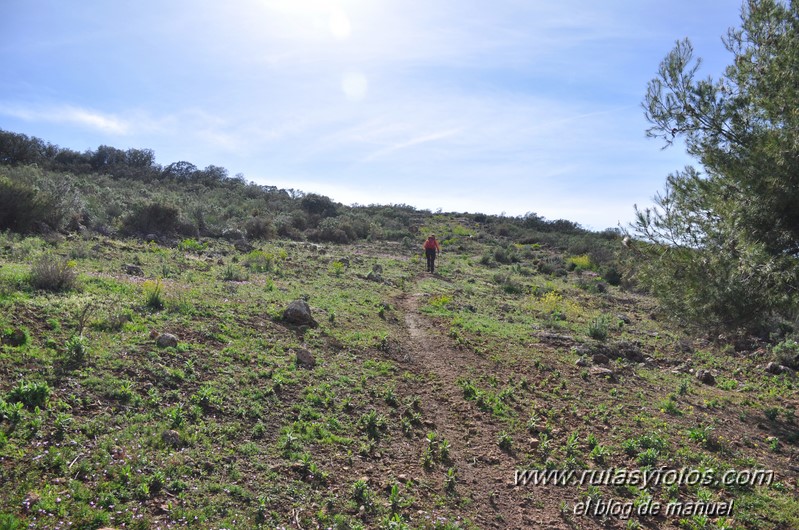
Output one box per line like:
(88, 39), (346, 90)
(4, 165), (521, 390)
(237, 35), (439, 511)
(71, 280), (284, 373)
(244, 217), (276, 240)
(122, 202), (182, 236)
(6, 380), (51, 410)
(773, 339), (799, 370)
(29, 255), (78, 291)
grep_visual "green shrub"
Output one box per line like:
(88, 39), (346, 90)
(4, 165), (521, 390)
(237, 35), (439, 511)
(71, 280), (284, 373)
(587, 315), (610, 341)
(0, 513), (25, 530)
(773, 339), (799, 370)
(329, 260), (345, 276)
(178, 238), (207, 252)
(221, 263), (248, 281)
(0, 178), (45, 232)
(64, 335), (88, 364)
(245, 250), (275, 272)
(567, 254), (593, 271)
(243, 217), (276, 240)
(6, 380), (51, 410)
(123, 202), (182, 235)
(29, 255), (78, 291)
(1, 326), (30, 347)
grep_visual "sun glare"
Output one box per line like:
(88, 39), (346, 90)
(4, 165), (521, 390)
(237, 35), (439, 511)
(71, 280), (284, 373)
(261, 0), (358, 39)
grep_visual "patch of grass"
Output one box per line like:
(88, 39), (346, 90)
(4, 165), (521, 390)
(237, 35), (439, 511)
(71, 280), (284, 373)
(143, 279), (164, 309)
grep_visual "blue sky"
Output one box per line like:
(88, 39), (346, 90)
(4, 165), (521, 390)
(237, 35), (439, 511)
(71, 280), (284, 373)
(1, 0), (743, 229)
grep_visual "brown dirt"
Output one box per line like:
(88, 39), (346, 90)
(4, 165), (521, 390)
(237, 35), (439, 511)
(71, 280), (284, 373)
(388, 278), (622, 529)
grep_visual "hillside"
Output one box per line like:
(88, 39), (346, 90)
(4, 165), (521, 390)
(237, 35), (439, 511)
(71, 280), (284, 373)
(0, 214), (797, 529)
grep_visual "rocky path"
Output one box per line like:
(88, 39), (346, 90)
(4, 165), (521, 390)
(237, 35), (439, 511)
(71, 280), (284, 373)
(393, 284), (530, 529)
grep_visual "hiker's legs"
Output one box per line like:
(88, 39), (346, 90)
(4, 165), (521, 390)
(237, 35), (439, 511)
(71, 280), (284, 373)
(425, 249), (435, 272)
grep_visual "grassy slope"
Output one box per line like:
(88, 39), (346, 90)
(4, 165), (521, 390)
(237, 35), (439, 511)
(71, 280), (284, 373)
(0, 220), (796, 530)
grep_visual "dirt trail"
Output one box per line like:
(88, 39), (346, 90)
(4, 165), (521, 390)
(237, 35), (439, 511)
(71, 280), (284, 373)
(392, 281), (553, 529)
(390, 276), (628, 529)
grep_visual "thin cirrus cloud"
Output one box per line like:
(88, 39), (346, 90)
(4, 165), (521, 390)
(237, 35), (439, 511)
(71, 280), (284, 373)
(0, 103), (130, 135)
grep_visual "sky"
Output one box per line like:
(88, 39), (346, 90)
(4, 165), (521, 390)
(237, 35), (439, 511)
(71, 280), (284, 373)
(0, 0), (744, 230)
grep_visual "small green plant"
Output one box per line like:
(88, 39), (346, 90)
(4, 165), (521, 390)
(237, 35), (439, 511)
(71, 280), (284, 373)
(351, 478), (371, 504)
(245, 250), (276, 272)
(687, 425), (715, 447)
(498, 431), (513, 451)
(764, 407), (780, 421)
(587, 315), (610, 341)
(329, 260), (345, 276)
(64, 334), (88, 364)
(221, 263), (248, 281)
(659, 396), (682, 415)
(677, 378), (691, 396)
(6, 380), (51, 410)
(565, 431), (580, 456)
(421, 446), (435, 469)
(166, 403), (185, 428)
(178, 238), (207, 252)
(445, 467), (457, 493)
(143, 279), (164, 309)
(358, 409), (387, 439)
(383, 387), (398, 407)
(388, 483), (412, 513)
(636, 448), (659, 467)
(439, 438), (451, 462)
(589, 444), (609, 464)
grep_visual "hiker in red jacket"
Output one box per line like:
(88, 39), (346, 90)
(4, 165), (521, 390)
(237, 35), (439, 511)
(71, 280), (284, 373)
(423, 234), (441, 273)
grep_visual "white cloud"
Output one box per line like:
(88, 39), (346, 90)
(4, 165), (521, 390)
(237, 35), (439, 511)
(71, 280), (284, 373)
(0, 103), (130, 135)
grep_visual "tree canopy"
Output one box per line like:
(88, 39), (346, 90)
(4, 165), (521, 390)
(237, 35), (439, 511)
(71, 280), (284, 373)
(632, 0), (799, 333)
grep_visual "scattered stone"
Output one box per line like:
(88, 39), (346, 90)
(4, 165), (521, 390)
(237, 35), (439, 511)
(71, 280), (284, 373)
(671, 363), (691, 374)
(616, 314), (631, 324)
(144, 233), (159, 243)
(539, 332), (576, 345)
(161, 429), (181, 448)
(764, 363), (796, 377)
(676, 338), (694, 353)
(575, 357), (590, 367)
(122, 263), (144, 276)
(366, 270), (382, 282)
(765, 362), (783, 375)
(372, 264), (383, 274)
(696, 369), (715, 385)
(616, 340), (645, 362)
(529, 438), (540, 448)
(156, 333), (179, 348)
(589, 366), (617, 382)
(283, 299), (318, 327)
(295, 348), (316, 369)
(22, 492), (40, 513)
(592, 353), (610, 365)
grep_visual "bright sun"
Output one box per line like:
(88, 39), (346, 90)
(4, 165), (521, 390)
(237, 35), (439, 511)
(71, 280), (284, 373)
(260, 0), (361, 39)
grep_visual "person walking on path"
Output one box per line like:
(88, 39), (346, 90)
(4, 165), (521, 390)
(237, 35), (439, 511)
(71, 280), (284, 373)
(423, 234), (441, 273)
